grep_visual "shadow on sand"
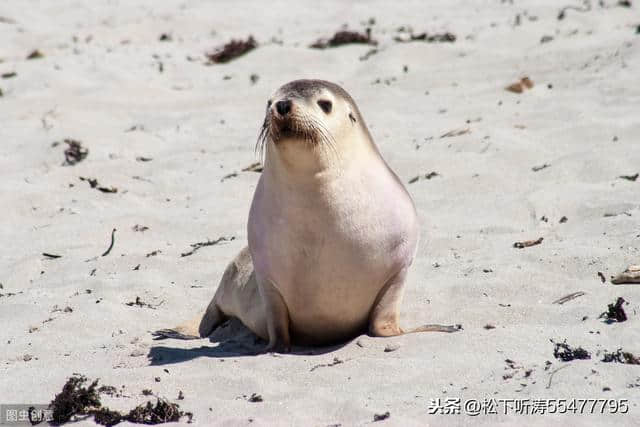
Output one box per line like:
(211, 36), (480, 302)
(148, 318), (347, 365)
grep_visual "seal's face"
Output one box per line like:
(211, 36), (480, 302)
(257, 80), (363, 162)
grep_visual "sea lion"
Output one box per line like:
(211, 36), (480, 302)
(154, 79), (459, 351)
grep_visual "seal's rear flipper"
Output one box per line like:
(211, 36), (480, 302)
(151, 312), (206, 340)
(198, 301), (226, 338)
(405, 324), (462, 334)
(151, 329), (200, 340)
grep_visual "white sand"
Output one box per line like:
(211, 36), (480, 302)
(1, 0), (639, 425)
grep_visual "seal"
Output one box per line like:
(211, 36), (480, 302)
(154, 79), (459, 351)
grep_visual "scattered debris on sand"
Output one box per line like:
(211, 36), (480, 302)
(384, 344), (400, 352)
(310, 357), (344, 372)
(601, 349), (640, 365)
(310, 28), (376, 49)
(101, 228), (117, 257)
(127, 398), (191, 425)
(206, 36), (257, 64)
(220, 172), (238, 182)
(49, 374), (193, 426)
(394, 31), (456, 43)
(49, 375), (101, 424)
(599, 297), (627, 323)
(440, 127), (470, 138)
(359, 48), (379, 61)
(557, 2), (591, 20)
(513, 237), (543, 249)
(408, 171), (439, 184)
(552, 291), (585, 305)
(43, 252), (62, 259)
(611, 265), (640, 284)
(373, 411), (390, 422)
(242, 162), (263, 173)
(552, 340), (591, 362)
(125, 296), (164, 309)
(133, 224), (149, 232)
(79, 176), (118, 193)
(247, 393), (263, 403)
(532, 163), (550, 172)
(180, 236), (234, 257)
(61, 139), (89, 165)
(506, 76), (534, 94)
(619, 173), (638, 182)
(26, 49), (44, 59)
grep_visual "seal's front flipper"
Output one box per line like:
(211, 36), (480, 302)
(152, 312), (205, 340)
(369, 267), (462, 337)
(260, 278), (291, 353)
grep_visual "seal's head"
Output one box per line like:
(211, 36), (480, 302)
(257, 80), (371, 166)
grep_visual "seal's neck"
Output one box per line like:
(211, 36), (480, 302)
(263, 140), (342, 184)
(263, 129), (379, 184)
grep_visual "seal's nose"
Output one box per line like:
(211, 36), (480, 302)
(275, 99), (292, 116)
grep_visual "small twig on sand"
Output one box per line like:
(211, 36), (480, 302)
(125, 296), (164, 309)
(408, 171), (439, 184)
(310, 357), (345, 372)
(552, 291), (585, 305)
(101, 229), (116, 257)
(440, 127), (470, 138)
(513, 237), (543, 249)
(557, 1), (591, 20)
(242, 162), (263, 173)
(546, 365), (570, 389)
(43, 252), (62, 259)
(180, 237), (234, 257)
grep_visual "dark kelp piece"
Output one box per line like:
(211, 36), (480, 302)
(206, 36), (257, 64)
(310, 28), (376, 49)
(552, 340), (591, 362)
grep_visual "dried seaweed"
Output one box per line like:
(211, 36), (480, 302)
(49, 375), (101, 424)
(26, 49), (44, 59)
(619, 173), (638, 182)
(394, 32), (456, 43)
(408, 171), (439, 184)
(513, 237), (543, 249)
(206, 36), (257, 64)
(599, 297), (627, 323)
(180, 236), (234, 257)
(601, 349), (640, 364)
(310, 28), (376, 49)
(49, 375), (191, 426)
(552, 340), (591, 362)
(62, 139), (88, 166)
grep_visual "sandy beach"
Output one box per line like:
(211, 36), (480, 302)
(1, 0), (639, 425)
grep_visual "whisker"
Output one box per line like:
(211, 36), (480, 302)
(257, 111), (340, 162)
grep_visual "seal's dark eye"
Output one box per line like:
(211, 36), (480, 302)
(317, 100), (332, 114)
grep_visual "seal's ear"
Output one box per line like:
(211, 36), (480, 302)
(349, 112), (357, 124)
